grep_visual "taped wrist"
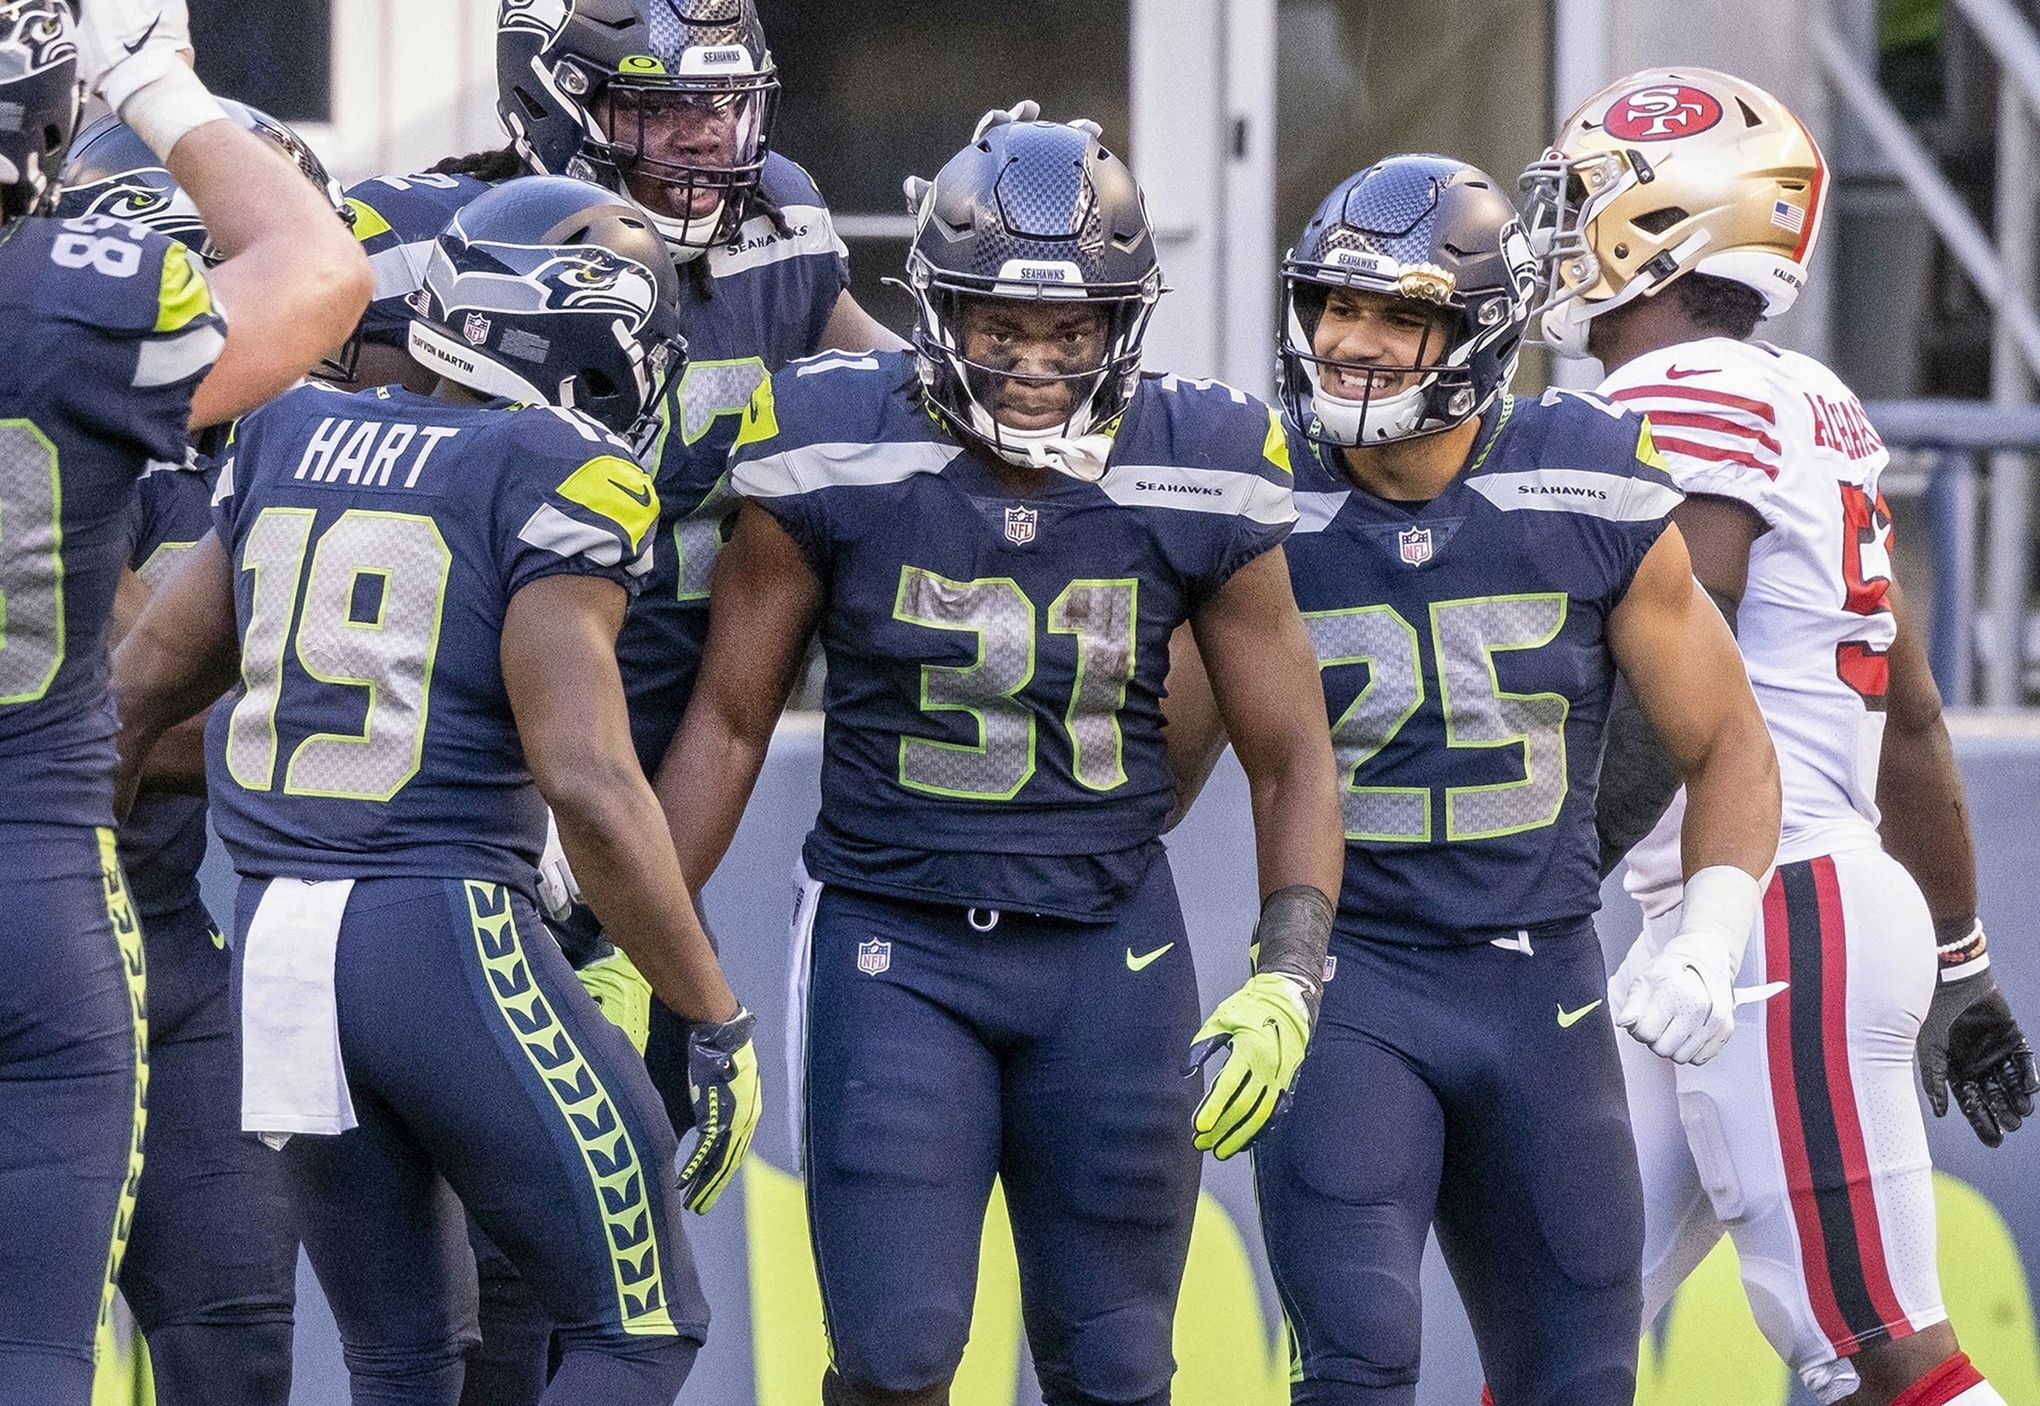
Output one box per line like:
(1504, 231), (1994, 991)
(1935, 916), (1989, 984)
(1252, 885), (1334, 1024)
(1672, 864), (1763, 981)
(115, 61), (229, 162)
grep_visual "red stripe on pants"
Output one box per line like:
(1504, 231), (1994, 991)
(1809, 855), (1912, 1337)
(1763, 871), (1858, 1352)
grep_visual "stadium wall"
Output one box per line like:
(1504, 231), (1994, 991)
(172, 723), (2040, 1405)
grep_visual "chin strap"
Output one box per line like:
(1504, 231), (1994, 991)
(1020, 432), (1117, 483)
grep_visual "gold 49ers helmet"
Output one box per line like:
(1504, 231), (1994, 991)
(1519, 67), (1827, 357)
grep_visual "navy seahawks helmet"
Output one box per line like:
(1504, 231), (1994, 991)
(1279, 155), (1536, 447)
(409, 175), (685, 449)
(496, 0), (778, 261)
(0, 0), (79, 221)
(59, 101), (359, 375)
(903, 116), (1161, 476)
(59, 100), (351, 258)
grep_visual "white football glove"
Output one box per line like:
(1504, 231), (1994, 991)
(969, 98), (1102, 143)
(536, 811), (580, 923)
(74, 0), (220, 157)
(1611, 865), (1763, 1066)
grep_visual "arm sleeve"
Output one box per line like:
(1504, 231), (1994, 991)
(1194, 402), (1299, 605)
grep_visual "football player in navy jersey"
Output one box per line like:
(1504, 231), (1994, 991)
(342, 8), (908, 1392)
(655, 113), (1342, 1406)
(110, 177), (758, 1406)
(1165, 155), (1783, 1405)
(0, 4), (366, 1401)
(57, 102), (356, 1406)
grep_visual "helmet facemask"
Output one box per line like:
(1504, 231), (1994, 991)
(908, 255), (1158, 480)
(1278, 262), (1517, 448)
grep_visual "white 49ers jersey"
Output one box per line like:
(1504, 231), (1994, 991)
(1609, 336), (1894, 916)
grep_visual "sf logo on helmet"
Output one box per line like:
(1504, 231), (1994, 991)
(1604, 84), (1724, 141)
(531, 248), (657, 320)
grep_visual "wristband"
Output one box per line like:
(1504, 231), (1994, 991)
(116, 61), (229, 162)
(1936, 918), (1990, 984)
(1252, 885), (1335, 1023)
(1673, 864), (1764, 975)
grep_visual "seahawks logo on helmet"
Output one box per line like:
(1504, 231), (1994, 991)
(5, 5), (75, 73)
(62, 175), (202, 235)
(499, 0), (572, 40)
(528, 247), (658, 319)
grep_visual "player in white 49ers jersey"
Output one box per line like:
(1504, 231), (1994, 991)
(1523, 67), (2038, 1406)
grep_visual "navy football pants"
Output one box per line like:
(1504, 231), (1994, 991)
(0, 832), (145, 1406)
(1253, 925), (1644, 1406)
(799, 860), (1202, 1406)
(235, 876), (707, 1406)
(121, 895), (295, 1406)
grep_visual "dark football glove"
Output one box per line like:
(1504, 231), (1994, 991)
(679, 1007), (761, 1213)
(1919, 971), (2039, 1148)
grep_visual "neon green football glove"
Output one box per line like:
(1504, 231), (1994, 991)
(576, 948), (653, 1056)
(1186, 972), (1314, 1159)
(680, 1007), (762, 1214)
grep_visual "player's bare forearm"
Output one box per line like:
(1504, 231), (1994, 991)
(175, 120), (370, 428)
(1191, 548), (1343, 900)
(656, 504), (822, 882)
(1876, 579), (1978, 932)
(137, 711), (212, 795)
(110, 542), (240, 816)
(1160, 621), (1229, 829)
(1610, 525), (1779, 881)
(819, 287), (910, 354)
(504, 574), (737, 1024)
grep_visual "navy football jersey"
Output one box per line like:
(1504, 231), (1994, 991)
(1284, 391), (1681, 947)
(730, 351), (1296, 920)
(119, 456), (219, 918)
(342, 169), (494, 350)
(345, 155), (851, 769)
(0, 215), (223, 839)
(204, 385), (658, 885)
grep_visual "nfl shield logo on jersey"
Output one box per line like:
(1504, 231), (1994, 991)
(857, 939), (892, 975)
(463, 312), (492, 346)
(1003, 505), (1039, 545)
(1397, 525), (1433, 566)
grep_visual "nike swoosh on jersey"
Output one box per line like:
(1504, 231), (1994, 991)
(1126, 943), (1175, 972)
(1556, 998), (1604, 1028)
(614, 478), (653, 507)
(1663, 365), (1715, 379)
(124, 16), (161, 54)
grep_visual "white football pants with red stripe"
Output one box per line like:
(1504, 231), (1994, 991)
(1620, 844), (1947, 1404)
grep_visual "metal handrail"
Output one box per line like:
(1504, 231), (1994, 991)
(1806, 19), (2040, 377)
(1948, 0), (2040, 123)
(1864, 400), (2040, 450)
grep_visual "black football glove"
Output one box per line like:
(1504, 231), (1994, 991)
(1919, 970), (2039, 1148)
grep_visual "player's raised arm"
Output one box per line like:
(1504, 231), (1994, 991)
(1877, 579), (2037, 1143)
(1605, 522), (1780, 1064)
(76, 1), (369, 428)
